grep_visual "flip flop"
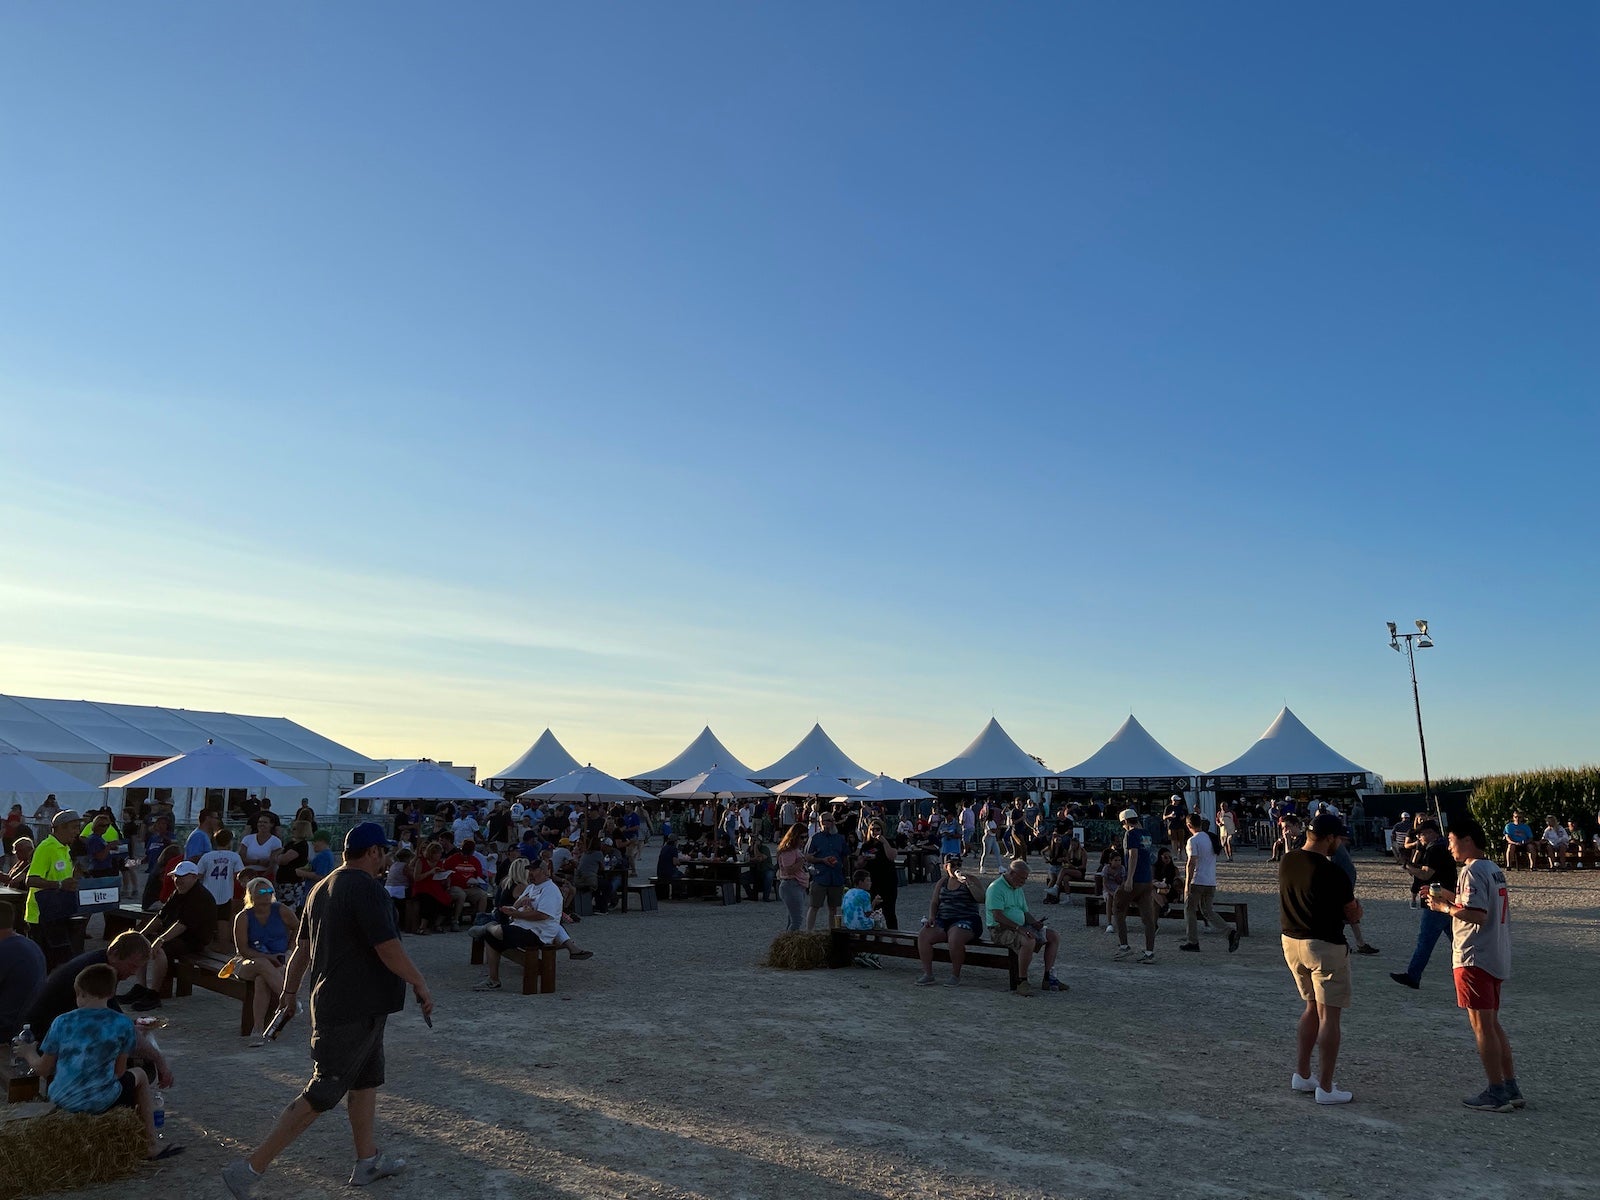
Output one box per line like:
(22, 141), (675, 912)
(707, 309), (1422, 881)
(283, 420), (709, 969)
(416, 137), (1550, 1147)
(147, 1145), (185, 1162)
(568, 949), (594, 960)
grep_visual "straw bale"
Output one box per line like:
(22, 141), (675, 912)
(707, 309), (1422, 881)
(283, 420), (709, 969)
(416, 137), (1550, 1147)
(761, 930), (833, 969)
(0, 1104), (146, 1199)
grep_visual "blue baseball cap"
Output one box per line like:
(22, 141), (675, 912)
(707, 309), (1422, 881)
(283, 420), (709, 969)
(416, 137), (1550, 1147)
(345, 822), (396, 855)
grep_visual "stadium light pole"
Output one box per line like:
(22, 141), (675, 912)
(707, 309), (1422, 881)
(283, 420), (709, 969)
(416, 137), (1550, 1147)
(1387, 620), (1436, 823)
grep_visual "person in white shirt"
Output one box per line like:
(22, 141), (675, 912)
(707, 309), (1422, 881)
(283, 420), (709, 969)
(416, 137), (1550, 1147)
(239, 815), (283, 879)
(196, 828), (245, 906)
(473, 859), (592, 990)
(1539, 815), (1570, 869)
(451, 813), (480, 845)
(1179, 815), (1238, 954)
(960, 804), (976, 851)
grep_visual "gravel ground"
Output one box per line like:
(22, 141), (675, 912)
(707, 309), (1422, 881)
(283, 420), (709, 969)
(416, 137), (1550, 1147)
(48, 849), (1600, 1200)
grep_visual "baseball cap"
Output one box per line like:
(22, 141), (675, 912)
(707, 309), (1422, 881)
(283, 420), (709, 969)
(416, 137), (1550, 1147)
(53, 808), (82, 827)
(344, 822), (396, 855)
(1118, 808), (1140, 822)
(1309, 813), (1349, 838)
(170, 860), (200, 878)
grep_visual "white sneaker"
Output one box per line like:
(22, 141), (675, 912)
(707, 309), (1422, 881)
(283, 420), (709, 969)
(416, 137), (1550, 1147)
(1315, 1085), (1353, 1105)
(1114, 944), (1132, 960)
(1291, 1073), (1317, 1093)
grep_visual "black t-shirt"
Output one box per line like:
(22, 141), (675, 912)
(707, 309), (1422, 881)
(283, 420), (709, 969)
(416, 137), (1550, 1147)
(157, 883), (219, 953)
(26, 949), (117, 1040)
(1279, 849), (1354, 946)
(276, 840), (308, 888)
(1420, 839), (1458, 890)
(299, 865), (405, 1029)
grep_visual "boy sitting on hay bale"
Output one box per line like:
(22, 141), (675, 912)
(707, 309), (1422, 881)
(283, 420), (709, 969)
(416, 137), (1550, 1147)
(14, 962), (182, 1162)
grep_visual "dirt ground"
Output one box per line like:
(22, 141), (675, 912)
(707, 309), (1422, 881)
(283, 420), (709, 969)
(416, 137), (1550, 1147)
(48, 848), (1600, 1200)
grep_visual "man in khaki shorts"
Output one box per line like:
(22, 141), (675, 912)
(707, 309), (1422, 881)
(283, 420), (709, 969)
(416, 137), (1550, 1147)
(1279, 813), (1361, 1105)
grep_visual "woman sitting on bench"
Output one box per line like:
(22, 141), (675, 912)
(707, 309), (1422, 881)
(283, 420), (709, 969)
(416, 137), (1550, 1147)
(232, 876), (299, 1045)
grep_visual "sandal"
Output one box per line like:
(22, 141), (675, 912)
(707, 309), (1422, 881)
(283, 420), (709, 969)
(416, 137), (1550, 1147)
(567, 949), (594, 960)
(147, 1145), (185, 1162)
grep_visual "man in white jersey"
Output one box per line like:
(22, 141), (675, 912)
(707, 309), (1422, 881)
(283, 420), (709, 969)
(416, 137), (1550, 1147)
(1423, 817), (1522, 1113)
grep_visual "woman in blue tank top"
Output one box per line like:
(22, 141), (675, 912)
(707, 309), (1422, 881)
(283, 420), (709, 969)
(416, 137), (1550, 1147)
(231, 876), (301, 1045)
(915, 855), (986, 986)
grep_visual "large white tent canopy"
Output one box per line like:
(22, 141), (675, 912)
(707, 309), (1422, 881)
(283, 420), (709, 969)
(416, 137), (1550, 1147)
(908, 718), (1048, 792)
(485, 729), (584, 789)
(627, 726), (754, 792)
(1205, 707), (1378, 789)
(0, 694), (383, 814)
(751, 723), (872, 785)
(1054, 715), (1199, 788)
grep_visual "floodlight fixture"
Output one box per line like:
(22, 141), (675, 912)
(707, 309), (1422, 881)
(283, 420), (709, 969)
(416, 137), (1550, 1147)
(1384, 619), (1438, 822)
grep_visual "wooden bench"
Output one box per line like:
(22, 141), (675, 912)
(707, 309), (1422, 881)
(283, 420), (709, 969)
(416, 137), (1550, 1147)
(1085, 896), (1250, 937)
(625, 882), (658, 911)
(469, 931), (557, 995)
(100, 903), (152, 943)
(170, 949), (282, 1036)
(830, 928), (1022, 990)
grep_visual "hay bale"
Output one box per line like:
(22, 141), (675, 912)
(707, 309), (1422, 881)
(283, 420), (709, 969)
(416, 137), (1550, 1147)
(0, 1104), (146, 1199)
(762, 930), (833, 969)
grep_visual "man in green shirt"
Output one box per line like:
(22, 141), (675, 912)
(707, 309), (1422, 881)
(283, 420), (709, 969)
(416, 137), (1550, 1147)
(25, 809), (82, 926)
(984, 860), (1064, 996)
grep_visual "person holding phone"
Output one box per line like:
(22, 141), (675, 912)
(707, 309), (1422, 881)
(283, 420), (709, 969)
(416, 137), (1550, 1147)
(232, 876), (300, 1045)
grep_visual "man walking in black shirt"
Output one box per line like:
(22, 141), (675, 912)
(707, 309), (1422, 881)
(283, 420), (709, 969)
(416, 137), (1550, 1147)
(1391, 819), (1456, 989)
(223, 823), (433, 1197)
(1279, 812), (1362, 1105)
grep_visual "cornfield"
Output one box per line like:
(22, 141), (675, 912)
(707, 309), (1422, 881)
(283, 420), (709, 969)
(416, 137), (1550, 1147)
(1467, 767), (1600, 835)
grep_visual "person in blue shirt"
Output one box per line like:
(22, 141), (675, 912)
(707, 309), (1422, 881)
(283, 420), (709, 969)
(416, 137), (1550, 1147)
(803, 813), (848, 931)
(301, 832), (337, 888)
(1112, 807), (1159, 963)
(18, 961), (179, 1160)
(184, 809), (220, 861)
(1502, 811), (1534, 871)
(939, 813), (964, 859)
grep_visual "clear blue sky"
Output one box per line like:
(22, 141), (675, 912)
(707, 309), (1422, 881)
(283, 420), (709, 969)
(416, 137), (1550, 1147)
(2, 4), (1595, 780)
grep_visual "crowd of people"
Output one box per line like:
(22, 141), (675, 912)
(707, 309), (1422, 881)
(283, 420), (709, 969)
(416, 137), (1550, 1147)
(0, 779), (1551, 1198)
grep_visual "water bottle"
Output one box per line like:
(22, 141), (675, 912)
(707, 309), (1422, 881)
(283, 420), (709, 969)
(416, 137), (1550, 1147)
(152, 1089), (165, 1134)
(12, 1023), (35, 1073)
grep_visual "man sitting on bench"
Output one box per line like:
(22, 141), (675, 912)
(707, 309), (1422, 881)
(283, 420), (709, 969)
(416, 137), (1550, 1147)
(1502, 812), (1534, 871)
(473, 859), (592, 991)
(132, 861), (217, 1010)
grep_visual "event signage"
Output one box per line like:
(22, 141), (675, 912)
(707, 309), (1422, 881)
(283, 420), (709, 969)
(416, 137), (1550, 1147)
(76, 876), (122, 914)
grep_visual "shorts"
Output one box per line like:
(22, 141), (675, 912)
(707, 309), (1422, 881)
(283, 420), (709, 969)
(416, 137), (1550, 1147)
(1281, 936), (1352, 1008)
(113, 1069), (139, 1109)
(1454, 965), (1503, 1011)
(303, 1014), (387, 1113)
(808, 884), (843, 909)
(933, 917), (979, 936)
(989, 926), (1041, 952)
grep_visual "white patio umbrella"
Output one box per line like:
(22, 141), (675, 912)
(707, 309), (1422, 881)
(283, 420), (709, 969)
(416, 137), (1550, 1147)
(0, 750), (102, 794)
(659, 767), (771, 800)
(771, 768), (860, 799)
(521, 765), (654, 804)
(102, 740), (306, 792)
(854, 773), (935, 803)
(342, 760), (500, 804)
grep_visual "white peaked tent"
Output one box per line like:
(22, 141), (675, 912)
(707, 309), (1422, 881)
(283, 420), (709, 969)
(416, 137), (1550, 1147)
(1205, 707), (1378, 790)
(0, 693), (382, 813)
(485, 729), (584, 790)
(627, 727), (755, 793)
(1054, 715), (1200, 788)
(751, 724), (872, 785)
(907, 718), (1048, 794)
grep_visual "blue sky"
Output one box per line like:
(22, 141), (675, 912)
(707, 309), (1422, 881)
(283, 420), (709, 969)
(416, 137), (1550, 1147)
(2, 4), (1595, 780)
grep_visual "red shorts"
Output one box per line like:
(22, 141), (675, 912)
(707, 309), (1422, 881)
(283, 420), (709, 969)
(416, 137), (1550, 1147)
(1454, 965), (1502, 1010)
